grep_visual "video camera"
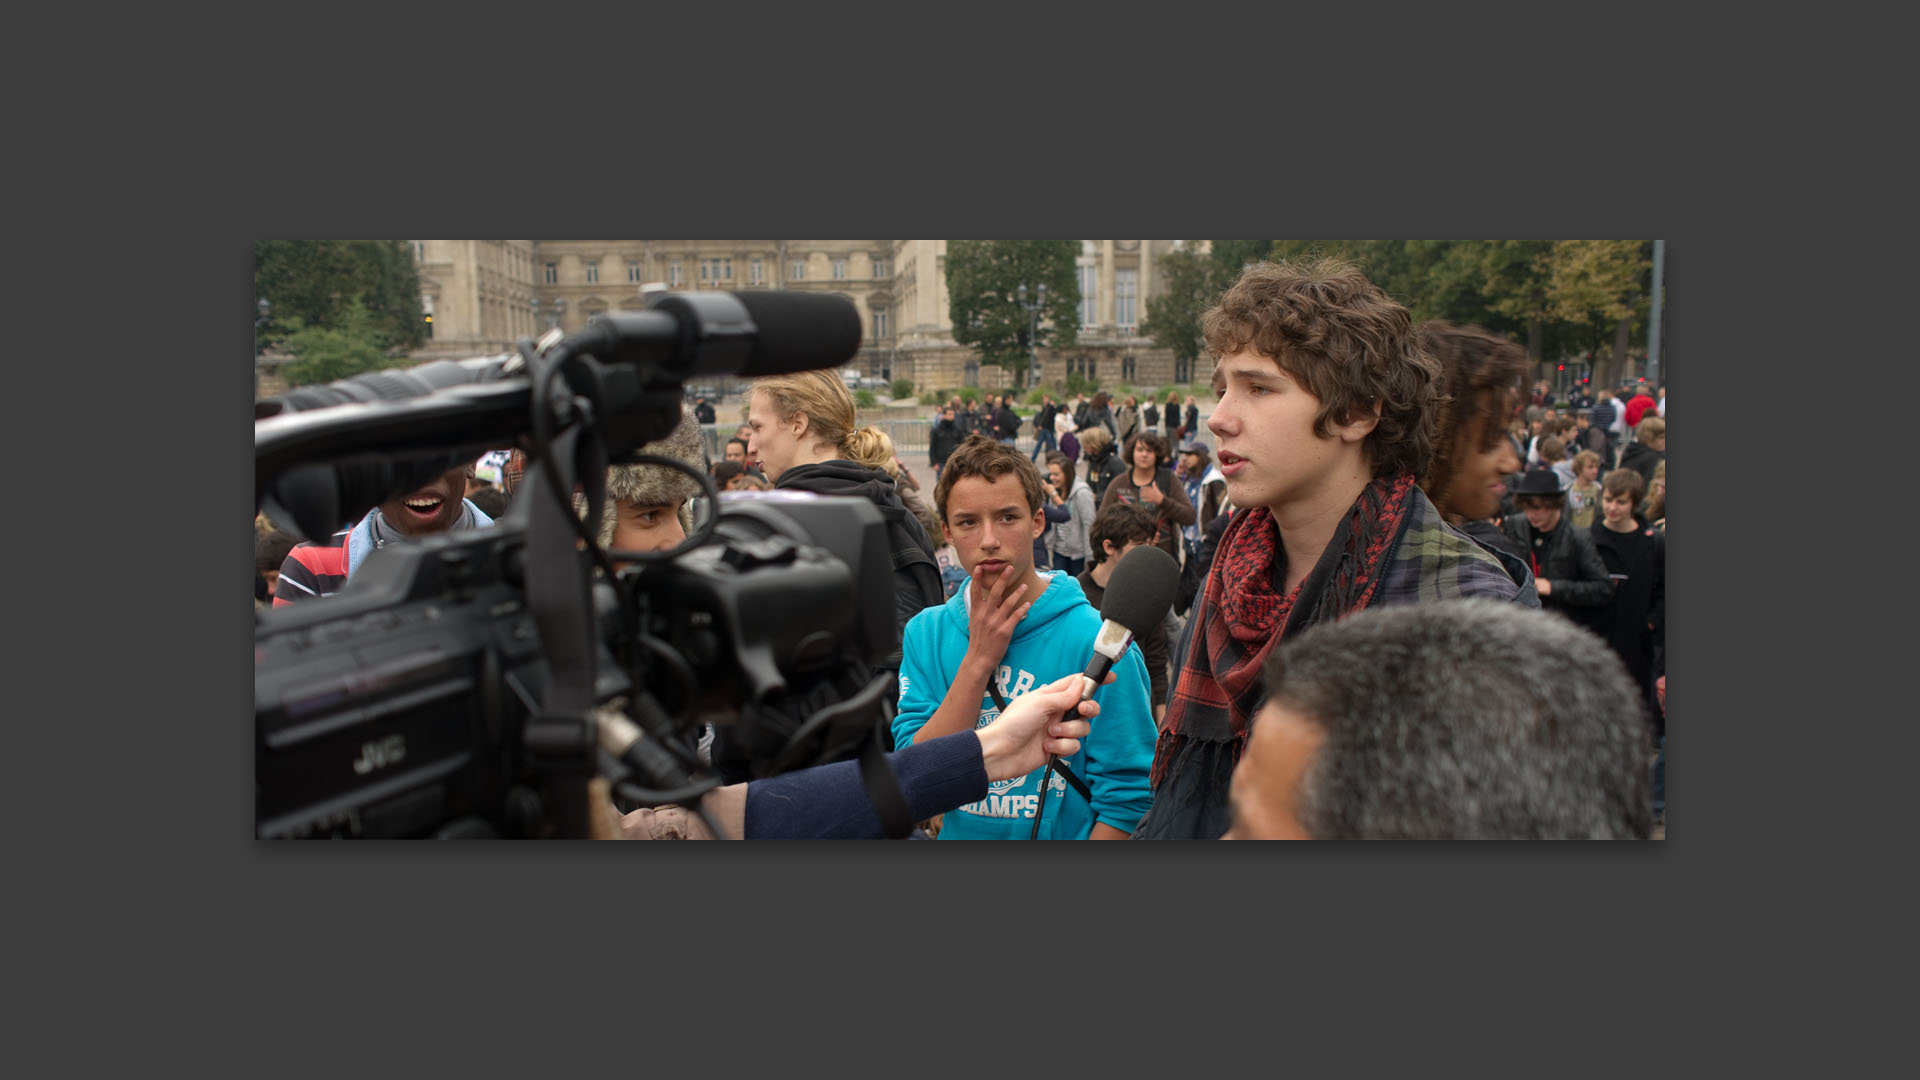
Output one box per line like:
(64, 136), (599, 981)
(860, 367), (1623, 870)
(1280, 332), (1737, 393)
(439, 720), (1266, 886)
(254, 291), (904, 838)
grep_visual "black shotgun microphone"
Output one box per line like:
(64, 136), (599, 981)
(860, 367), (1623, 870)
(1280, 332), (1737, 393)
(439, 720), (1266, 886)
(1031, 544), (1182, 838)
(571, 290), (864, 380)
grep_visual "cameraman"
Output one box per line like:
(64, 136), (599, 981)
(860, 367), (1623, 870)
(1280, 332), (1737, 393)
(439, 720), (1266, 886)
(613, 669), (1106, 840)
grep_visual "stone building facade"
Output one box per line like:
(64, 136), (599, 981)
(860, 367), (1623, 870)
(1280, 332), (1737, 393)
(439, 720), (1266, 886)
(408, 239), (1212, 394)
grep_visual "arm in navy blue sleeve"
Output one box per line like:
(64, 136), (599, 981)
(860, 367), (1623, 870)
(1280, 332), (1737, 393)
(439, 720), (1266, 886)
(742, 732), (989, 839)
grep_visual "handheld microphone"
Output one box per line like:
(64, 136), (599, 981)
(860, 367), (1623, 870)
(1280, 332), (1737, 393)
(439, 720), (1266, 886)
(1078, 544), (1181, 696)
(1031, 544), (1181, 838)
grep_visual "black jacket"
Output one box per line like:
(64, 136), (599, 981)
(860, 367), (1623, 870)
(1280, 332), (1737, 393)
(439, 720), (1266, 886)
(1085, 445), (1125, 506)
(993, 404), (1022, 440)
(1619, 441), (1664, 488)
(775, 461), (944, 669)
(1501, 513), (1613, 613)
(1584, 517), (1666, 723)
(929, 418), (963, 468)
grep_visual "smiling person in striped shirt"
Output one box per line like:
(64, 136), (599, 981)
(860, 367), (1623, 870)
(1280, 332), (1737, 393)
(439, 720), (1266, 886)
(272, 463), (495, 606)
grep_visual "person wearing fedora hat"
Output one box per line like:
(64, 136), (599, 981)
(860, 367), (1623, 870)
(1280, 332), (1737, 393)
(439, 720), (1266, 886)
(1500, 468), (1613, 618)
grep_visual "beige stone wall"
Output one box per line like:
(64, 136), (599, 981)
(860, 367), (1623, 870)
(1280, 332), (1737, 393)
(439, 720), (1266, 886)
(407, 239), (1212, 392)
(411, 239), (538, 360)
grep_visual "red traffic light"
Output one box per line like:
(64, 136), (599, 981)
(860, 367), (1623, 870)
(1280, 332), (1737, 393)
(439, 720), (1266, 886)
(1557, 364), (1564, 371)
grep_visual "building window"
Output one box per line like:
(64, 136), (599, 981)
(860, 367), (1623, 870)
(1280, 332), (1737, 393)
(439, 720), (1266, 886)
(701, 257), (731, 282)
(545, 263), (558, 284)
(750, 258), (764, 285)
(832, 258), (848, 280)
(586, 262), (599, 283)
(413, 241), (425, 262)
(1078, 264), (1097, 328)
(790, 260), (805, 281)
(1115, 268), (1137, 331)
(874, 308), (889, 339)
(628, 262), (642, 283)
(668, 261), (683, 286)
(873, 257), (888, 278)
(1123, 355), (1137, 380)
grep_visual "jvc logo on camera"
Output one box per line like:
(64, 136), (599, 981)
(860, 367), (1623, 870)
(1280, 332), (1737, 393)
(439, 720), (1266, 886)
(351, 734), (407, 775)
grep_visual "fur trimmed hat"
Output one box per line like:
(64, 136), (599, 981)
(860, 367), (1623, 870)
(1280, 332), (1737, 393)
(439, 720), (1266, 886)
(595, 406), (709, 547)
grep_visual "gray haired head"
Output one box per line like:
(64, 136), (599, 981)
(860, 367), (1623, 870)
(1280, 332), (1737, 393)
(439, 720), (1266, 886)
(1259, 599), (1653, 839)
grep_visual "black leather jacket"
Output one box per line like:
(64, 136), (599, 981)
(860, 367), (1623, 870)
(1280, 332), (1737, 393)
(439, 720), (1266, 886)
(1500, 513), (1613, 611)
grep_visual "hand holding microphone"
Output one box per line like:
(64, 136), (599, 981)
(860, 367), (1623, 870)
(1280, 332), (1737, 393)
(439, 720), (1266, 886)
(976, 669), (1112, 782)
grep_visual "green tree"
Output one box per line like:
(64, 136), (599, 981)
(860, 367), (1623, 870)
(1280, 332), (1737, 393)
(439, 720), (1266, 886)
(276, 300), (407, 386)
(1207, 239), (1276, 293)
(946, 240), (1080, 374)
(1469, 240), (1556, 370)
(1140, 246), (1214, 373)
(1542, 240), (1652, 388)
(255, 240), (426, 352)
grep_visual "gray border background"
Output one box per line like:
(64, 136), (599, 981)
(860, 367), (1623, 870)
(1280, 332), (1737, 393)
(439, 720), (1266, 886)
(25, 22), (1855, 1071)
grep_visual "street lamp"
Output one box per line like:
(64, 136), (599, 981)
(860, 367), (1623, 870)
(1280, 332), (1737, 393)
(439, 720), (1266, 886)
(547, 297), (566, 330)
(254, 297), (271, 357)
(1015, 282), (1047, 389)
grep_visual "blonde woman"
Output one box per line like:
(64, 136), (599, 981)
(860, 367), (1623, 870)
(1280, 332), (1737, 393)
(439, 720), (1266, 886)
(745, 369), (944, 659)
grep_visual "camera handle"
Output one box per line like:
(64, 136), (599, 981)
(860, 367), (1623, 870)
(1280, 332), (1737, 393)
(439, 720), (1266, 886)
(514, 380), (610, 838)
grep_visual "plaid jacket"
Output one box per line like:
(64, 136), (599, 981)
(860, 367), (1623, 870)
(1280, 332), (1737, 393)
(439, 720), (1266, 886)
(1374, 488), (1534, 607)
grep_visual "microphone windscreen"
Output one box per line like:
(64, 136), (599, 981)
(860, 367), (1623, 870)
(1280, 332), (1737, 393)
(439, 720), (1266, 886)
(734, 291), (864, 376)
(1099, 545), (1182, 635)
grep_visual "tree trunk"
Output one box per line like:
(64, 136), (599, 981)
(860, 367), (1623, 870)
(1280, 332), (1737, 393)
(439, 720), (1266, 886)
(1527, 317), (1543, 372)
(1613, 317), (1634, 385)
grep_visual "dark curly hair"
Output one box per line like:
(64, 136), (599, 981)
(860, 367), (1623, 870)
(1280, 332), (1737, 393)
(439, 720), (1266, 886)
(1120, 430), (1170, 472)
(1202, 258), (1439, 482)
(1417, 320), (1527, 520)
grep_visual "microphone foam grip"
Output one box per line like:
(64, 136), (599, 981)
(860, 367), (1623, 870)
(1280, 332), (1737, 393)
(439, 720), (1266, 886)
(1099, 545), (1182, 635)
(734, 291), (864, 376)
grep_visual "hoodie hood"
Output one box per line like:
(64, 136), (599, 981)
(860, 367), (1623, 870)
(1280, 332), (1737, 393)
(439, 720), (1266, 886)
(777, 458), (941, 560)
(776, 459), (901, 504)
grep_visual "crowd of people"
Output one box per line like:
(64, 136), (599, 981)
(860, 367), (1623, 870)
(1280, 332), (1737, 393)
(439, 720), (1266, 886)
(257, 255), (1669, 841)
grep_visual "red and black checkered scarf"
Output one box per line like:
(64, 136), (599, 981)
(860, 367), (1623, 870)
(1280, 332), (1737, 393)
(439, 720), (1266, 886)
(1150, 472), (1418, 788)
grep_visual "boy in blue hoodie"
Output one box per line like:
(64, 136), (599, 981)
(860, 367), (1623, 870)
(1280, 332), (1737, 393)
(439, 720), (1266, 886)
(892, 434), (1157, 839)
